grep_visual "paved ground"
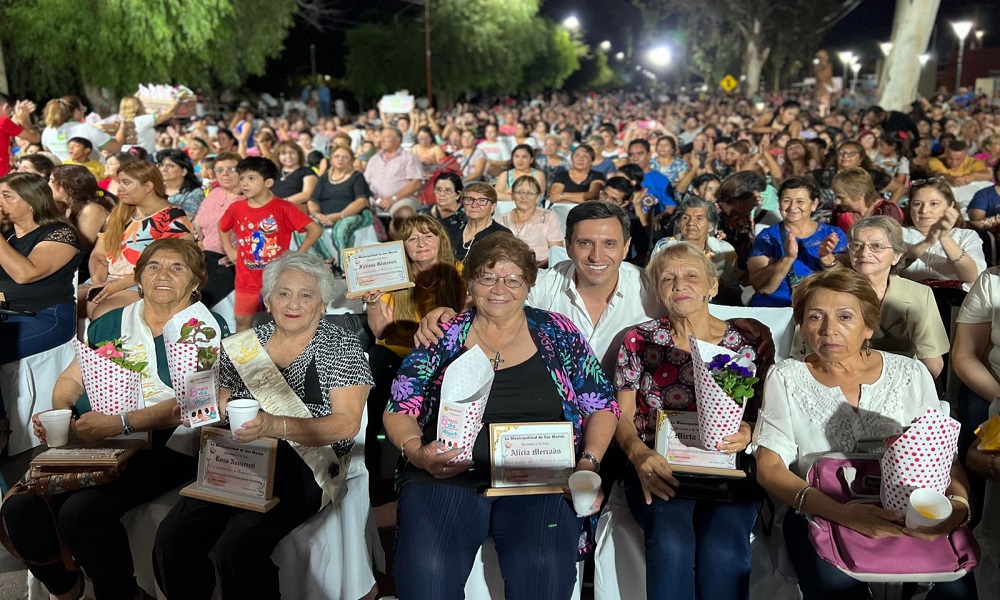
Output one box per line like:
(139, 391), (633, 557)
(0, 448), (37, 600)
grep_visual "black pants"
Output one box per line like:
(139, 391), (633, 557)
(365, 344), (404, 480)
(201, 251), (236, 308)
(2, 447), (194, 600)
(153, 441), (322, 599)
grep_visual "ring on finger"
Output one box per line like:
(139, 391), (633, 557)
(645, 471), (654, 480)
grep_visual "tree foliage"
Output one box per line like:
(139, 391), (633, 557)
(0, 0), (298, 98)
(344, 0), (585, 104)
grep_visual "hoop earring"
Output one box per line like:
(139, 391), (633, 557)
(800, 340), (807, 355)
(190, 289), (202, 301)
(137, 286), (144, 298)
(863, 338), (872, 357)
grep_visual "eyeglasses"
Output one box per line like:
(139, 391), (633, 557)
(909, 176), (944, 188)
(434, 187), (456, 195)
(461, 196), (491, 206)
(475, 274), (526, 289)
(847, 241), (891, 254)
(513, 191), (538, 198)
(215, 166), (237, 174)
(837, 150), (861, 156)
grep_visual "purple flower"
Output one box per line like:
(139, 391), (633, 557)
(729, 364), (753, 378)
(709, 354), (730, 371)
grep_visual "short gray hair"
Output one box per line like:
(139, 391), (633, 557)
(849, 216), (904, 255)
(381, 126), (403, 141)
(676, 197), (720, 234)
(261, 252), (337, 306)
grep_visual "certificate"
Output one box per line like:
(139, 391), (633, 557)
(654, 410), (745, 478)
(341, 241), (415, 299)
(180, 427), (280, 512)
(485, 422), (575, 497)
(180, 370), (221, 428)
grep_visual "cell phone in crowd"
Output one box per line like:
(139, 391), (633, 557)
(86, 286), (104, 302)
(699, 152), (707, 168)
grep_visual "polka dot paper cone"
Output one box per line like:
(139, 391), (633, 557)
(165, 342), (201, 403)
(879, 408), (960, 512)
(437, 346), (495, 464)
(689, 336), (748, 451)
(74, 339), (142, 415)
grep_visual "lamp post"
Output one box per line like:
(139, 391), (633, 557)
(837, 51), (854, 91)
(952, 21), (973, 90)
(851, 61), (861, 93)
(647, 46), (672, 69)
(975, 30), (985, 48)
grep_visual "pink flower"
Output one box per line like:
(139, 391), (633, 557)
(186, 318), (200, 327)
(96, 343), (124, 359)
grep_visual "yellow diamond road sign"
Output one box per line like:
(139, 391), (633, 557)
(720, 74), (738, 93)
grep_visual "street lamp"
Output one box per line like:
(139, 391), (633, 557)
(952, 21), (973, 90)
(879, 42), (893, 57)
(976, 30), (985, 48)
(851, 61), (861, 92)
(837, 51), (854, 90)
(615, 52), (625, 61)
(647, 46), (672, 68)
(599, 40), (611, 51)
(562, 15), (580, 30)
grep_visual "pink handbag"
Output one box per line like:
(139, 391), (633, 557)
(805, 453), (980, 575)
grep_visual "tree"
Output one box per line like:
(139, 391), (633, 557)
(878, 0), (940, 111)
(521, 22), (585, 94)
(0, 0), (299, 99)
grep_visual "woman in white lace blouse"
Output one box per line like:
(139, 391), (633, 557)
(753, 268), (974, 599)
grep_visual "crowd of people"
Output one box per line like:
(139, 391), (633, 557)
(2, 83), (1000, 599)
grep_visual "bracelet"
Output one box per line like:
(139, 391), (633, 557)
(822, 258), (838, 269)
(793, 484), (813, 514)
(578, 450), (601, 473)
(282, 417), (288, 440)
(947, 495), (972, 527)
(947, 249), (967, 264)
(399, 435), (422, 460)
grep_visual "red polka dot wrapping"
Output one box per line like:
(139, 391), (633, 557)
(74, 340), (142, 415)
(436, 347), (494, 465)
(689, 336), (748, 451)
(879, 408), (960, 512)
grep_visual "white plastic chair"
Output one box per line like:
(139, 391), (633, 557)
(494, 201), (516, 218)
(707, 305), (796, 362)
(1, 339), (77, 455)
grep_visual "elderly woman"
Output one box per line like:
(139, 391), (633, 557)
(303, 144), (374, 264)
(423, 171), (463, 225)
(830, 167), (903, 235)
(614, 241), (771, 599)
(755, 269), (974, 599)
(497, 175), (563, 267)
(0, 172), (82, 422)
(536, 134), (567, 190)
(6, 239), (226, 600)
(494, 144), (546, 202)
(88, 161), (194, 319)
(899, 178), (985, 291)
(651, 197), (739, 302)
(748, 176), (847, 307)
(155, 149), (205, 217)
(361, 215), (467, 479)
(271, 140), (318, 213)
(384, 233), (619, 599)
(444, 182), (511, 262)
(548, 145), (605, 204)
(153, 252), (373, 599)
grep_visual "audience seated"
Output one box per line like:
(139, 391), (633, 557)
(496, 175), (563, 267)
(48, 164), (115, 282)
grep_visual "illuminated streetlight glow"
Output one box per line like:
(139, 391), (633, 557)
(919, 54), (931, 67)
(952, 20), (974, 90)
(647, 46), (672, 68)
(879, 42), (893, 57)
(599, 40), (611, 51)
(837, 51), (854, 89)
(562, 15), (580, 30)
(615, 52), (625, 61)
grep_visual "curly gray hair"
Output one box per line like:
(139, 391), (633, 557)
(261, 252), (337, 306)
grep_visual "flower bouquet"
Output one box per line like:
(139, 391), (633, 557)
(880, 407), (960, 512)
(689, 336), (758, 451)
(74, 338), (145, 415)
(164, 305), (222, 428)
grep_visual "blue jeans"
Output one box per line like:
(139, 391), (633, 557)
(0, 302), (77, 420)
(783, 510), (975, 599)
(394, 482), (582, 600)
(623, 467), (758, 599)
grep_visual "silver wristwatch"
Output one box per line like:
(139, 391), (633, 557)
(120, 412), (135, 436)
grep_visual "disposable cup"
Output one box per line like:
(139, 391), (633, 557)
(905, 488), (953, 529)
(227, 400), (261, 438)
(569, 471), (602, 516)
(39, 409), (73, 447)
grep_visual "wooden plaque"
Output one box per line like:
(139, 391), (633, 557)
(483, 422), (576, 497)
(180, 427), (279, 512)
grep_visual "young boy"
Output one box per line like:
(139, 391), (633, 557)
(219, 156), (321, 331)
(64, 137), (105, 180)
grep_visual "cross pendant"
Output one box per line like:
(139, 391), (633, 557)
(491, 352), (504, 370)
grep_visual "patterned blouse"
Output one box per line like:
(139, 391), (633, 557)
(615, 318), (759, 442)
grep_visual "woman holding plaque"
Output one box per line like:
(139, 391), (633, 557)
(6, 239), (226, 600)
(613, 242), (771, 599)
(754, 268), (974, 599)
(384, 233), (619, 600)
(153, 251), (373, 600)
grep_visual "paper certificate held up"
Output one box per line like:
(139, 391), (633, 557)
(437, 346), (494, 463)
(654, 410), (742, 476)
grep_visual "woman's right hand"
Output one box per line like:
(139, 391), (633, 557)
(632, 446), (680, 504)
(89, 278), (130, 305)
(837, 503), (905, 539)
(410, 440), (472, 479)
(31, 413), (48, 445)
(414, 307), (459, 347)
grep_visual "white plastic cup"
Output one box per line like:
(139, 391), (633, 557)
(39, 409), (73, 447)
(568, 471), (602, 516)
(905, 488), (953, 529)
(227, 400), (261, 438)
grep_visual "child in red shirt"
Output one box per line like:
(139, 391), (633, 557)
(219, 156), (321, 331)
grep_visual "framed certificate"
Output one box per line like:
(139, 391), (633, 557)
(180, 427), (280, 512)
(341, 241), (415, 299)
(654, 410), (745, 478)
(484, 422), (576, 497)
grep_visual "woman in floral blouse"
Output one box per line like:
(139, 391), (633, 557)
(384, 233), (619, 600)
(614, 242), (772, 600)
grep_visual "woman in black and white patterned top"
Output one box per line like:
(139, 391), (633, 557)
(153, 252), (373, 600)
